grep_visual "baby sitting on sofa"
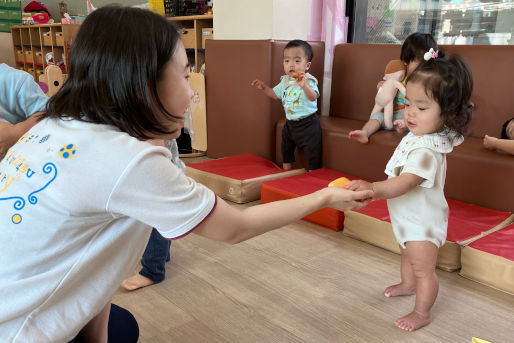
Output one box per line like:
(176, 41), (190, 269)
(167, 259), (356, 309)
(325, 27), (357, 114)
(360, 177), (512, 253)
(349, 32), (438, 144)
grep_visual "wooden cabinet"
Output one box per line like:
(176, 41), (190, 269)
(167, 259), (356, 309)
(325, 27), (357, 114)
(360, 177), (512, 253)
(168, 15), (213, 73)
(10, 23), (80, 80)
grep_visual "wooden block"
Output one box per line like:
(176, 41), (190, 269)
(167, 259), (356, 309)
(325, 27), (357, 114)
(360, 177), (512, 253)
(188, 72), (207, 152)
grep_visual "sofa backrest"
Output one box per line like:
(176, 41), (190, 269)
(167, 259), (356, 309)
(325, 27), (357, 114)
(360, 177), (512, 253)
(330, 44), (514, 138)
(205, 40), (325, 160)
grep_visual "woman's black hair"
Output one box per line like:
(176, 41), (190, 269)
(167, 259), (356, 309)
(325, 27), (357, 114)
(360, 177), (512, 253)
(407, 52), (473, 140)
(285, 40), (314, 62)
(400, 32), (438, 64)
(501, 117), (514, 139)
(43, 5), (181, 139)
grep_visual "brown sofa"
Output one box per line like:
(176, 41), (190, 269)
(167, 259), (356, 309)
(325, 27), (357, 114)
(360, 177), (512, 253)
(206, 41), (513, 212)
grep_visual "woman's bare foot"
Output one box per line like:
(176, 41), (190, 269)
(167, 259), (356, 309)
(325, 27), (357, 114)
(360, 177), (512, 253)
(395, 311), (432, 331)
(384, 283), (416, 297)
(121, 274), (155, 291)
(349, 130), (369, 144)
(393, 120), (406, 134)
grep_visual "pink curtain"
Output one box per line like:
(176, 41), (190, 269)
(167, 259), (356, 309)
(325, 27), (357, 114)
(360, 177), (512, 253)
(308, 0), (348, 114)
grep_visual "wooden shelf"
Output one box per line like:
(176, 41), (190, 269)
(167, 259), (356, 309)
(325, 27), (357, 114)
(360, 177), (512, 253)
(168, 15), (213, 73)
(10, 23), (80, 80)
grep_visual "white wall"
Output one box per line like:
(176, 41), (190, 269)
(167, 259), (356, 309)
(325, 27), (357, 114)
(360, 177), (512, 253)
(272, 0), (317, 40)
(214, 0), (320, 41)
(213, 0), (273, 40)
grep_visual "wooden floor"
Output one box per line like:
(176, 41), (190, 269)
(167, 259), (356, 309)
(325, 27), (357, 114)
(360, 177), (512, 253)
(113, 201), (514, 343)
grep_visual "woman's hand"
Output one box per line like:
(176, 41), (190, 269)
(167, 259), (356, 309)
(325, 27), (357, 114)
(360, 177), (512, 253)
(324, 187), (373, 212)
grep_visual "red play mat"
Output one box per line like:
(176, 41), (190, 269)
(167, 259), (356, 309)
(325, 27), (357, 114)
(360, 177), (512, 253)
(187, 153), (286, 180)
(261, 168), (359, 231)
(468, 223), (514, 261)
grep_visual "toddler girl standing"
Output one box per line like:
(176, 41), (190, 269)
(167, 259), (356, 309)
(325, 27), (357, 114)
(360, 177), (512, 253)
(348, 50), (473, 331)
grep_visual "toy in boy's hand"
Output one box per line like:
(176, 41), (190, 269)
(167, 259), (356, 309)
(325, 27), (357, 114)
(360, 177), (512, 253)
(289, 71), (304, 81)
(328, 177), (351, 188)
(371, 60), (406, 129)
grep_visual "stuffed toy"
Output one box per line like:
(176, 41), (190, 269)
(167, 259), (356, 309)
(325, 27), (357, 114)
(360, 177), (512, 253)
(371, 60), (406, 129)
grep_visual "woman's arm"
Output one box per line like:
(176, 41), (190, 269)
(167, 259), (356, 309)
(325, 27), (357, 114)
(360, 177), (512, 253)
(193, 187), (373, 244)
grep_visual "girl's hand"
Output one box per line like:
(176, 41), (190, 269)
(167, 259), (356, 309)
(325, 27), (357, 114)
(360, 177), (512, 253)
(393, 119), (406, 134)
(346, 179), (374, 193)
(483, 135), (497, 150)
(251, 79), (266, 90)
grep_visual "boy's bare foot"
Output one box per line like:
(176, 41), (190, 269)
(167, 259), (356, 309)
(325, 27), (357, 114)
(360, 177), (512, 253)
(395, 311), (432, 331)
(349, 130), (369, 144)
(393, 120), (406, 134)
(384, 283), (416, 297)
(121, 274), (155, 291)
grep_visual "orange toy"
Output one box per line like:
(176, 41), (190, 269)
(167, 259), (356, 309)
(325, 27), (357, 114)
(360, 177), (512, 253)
(328, 177), (351, 188)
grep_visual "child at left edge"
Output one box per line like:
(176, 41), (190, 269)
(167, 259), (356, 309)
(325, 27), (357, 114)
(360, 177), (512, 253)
(251, 40), (322, 171)
(347, 50), (473, 331)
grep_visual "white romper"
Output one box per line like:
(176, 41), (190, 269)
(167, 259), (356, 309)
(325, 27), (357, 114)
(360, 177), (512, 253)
(385, 131), (462, 248)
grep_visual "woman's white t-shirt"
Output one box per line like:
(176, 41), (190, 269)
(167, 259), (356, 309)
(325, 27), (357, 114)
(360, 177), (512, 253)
(0, 117), (216, 342)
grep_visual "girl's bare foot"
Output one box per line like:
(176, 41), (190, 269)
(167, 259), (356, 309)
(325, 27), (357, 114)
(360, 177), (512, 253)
(121, 274), (155, 291)
(384, 283), (416, 297)
(393, 120), (406, 134)
(349, 130), (369, 144)
(395, 311), (432, 331)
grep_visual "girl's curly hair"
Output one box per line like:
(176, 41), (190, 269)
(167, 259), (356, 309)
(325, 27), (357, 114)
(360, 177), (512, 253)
(407, 52), (473, 140)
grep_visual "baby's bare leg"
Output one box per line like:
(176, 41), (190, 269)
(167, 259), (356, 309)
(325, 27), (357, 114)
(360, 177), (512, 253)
(349, 119), (381, 144)
(395, 241), (439, 332)
(385, 245), (416, 297)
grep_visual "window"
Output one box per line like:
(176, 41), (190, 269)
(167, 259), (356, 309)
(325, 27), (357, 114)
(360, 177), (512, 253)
(349, 0), (514, 45)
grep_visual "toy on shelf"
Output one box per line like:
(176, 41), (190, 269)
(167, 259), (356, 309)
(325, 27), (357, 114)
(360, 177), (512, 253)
(38, 65), (66, 97)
